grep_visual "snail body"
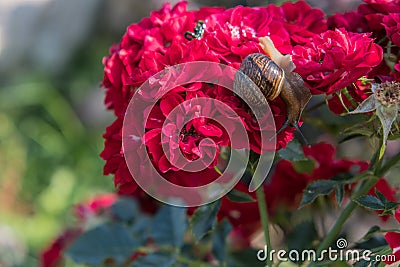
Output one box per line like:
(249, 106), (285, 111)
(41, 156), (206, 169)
(234, 45), (311, 143)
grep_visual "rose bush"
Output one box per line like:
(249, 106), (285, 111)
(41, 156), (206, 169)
(43, 0), (400, 266)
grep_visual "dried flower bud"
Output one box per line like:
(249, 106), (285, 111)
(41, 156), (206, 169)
(375, 81), (400, 107)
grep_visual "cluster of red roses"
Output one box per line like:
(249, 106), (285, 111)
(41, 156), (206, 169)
(101, 0), (399, 196)
(326, 0), (400, 113)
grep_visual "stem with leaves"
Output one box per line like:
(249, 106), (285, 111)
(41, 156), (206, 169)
(314, 177), (378, 257)
(251, 162), (273, 267)
(309, 147), (400, 266)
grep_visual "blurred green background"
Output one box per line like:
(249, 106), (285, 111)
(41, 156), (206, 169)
(0, 7), (115, 267)
(0, 0), (368, 266)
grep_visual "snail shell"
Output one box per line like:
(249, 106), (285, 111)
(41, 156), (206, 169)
(234, 52), (311, 143)
(234, 53), (284, 107)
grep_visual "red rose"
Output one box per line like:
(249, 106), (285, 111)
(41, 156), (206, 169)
(74, 194), (117, 221)
(40, 229), (81, 267)
(384, 209), (400, 264)
(217, 182), (261, 246)
(384, 232), (400, 264)
(396, 209), (400, 222)
(395, 60), (400, 81)
(383, 13), (400, 47)
(327, 11), (370, 33)
(396, 61), (400, 73)
(357, 6), (385, 34)
(264, 160), (310, 213)
(328, 0), (399, 83)
(277, 0), (327, 46)
(358, 0), (400, 36)
(327, 80), (373, 115)
(292, 28), (383, 95)
(361, 0), (400, 14)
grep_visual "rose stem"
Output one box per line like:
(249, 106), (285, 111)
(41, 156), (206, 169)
(308, 143), (400, 266)
(256, 184), (273, 267)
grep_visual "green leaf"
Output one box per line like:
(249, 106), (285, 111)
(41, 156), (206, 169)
(341, 124), (374, 139)
(358, 190), (400, 216)
(299, 180), (338, 208)
(332, 169), (358, 182)
(130, 215), (152, 242)
(190, 200), (221, 241)
(66, 222), (141, 266)
(363, 225), (381, 240)
(354, 195), (385, 210)
(382, 201), (400, 216)
(348, 94), (377, 114)
(375, 189), (388, 204)
(335, 185), (344, 206)
(355, 236), (387, 250)
(385, 201), (400, 210)
(376, 103), (398, 157)
(152, 205), (187, 247)
(293, 159), (316, 174)
(278, 139), (306, 162)
(226, 189), (256, 203)
(132, 252), (176, 267)
(110, 197), (139, 222)
(212, 219), (232, 262)
(336, 171), (374, 185)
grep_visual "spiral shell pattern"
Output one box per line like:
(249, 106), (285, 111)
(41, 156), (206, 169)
(234, 53), (285, 108)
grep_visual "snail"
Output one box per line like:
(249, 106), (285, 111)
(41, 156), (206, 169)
(234, 36), (311, 144)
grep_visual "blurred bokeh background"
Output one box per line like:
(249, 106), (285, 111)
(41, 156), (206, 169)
(4, 0), (398, 266)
